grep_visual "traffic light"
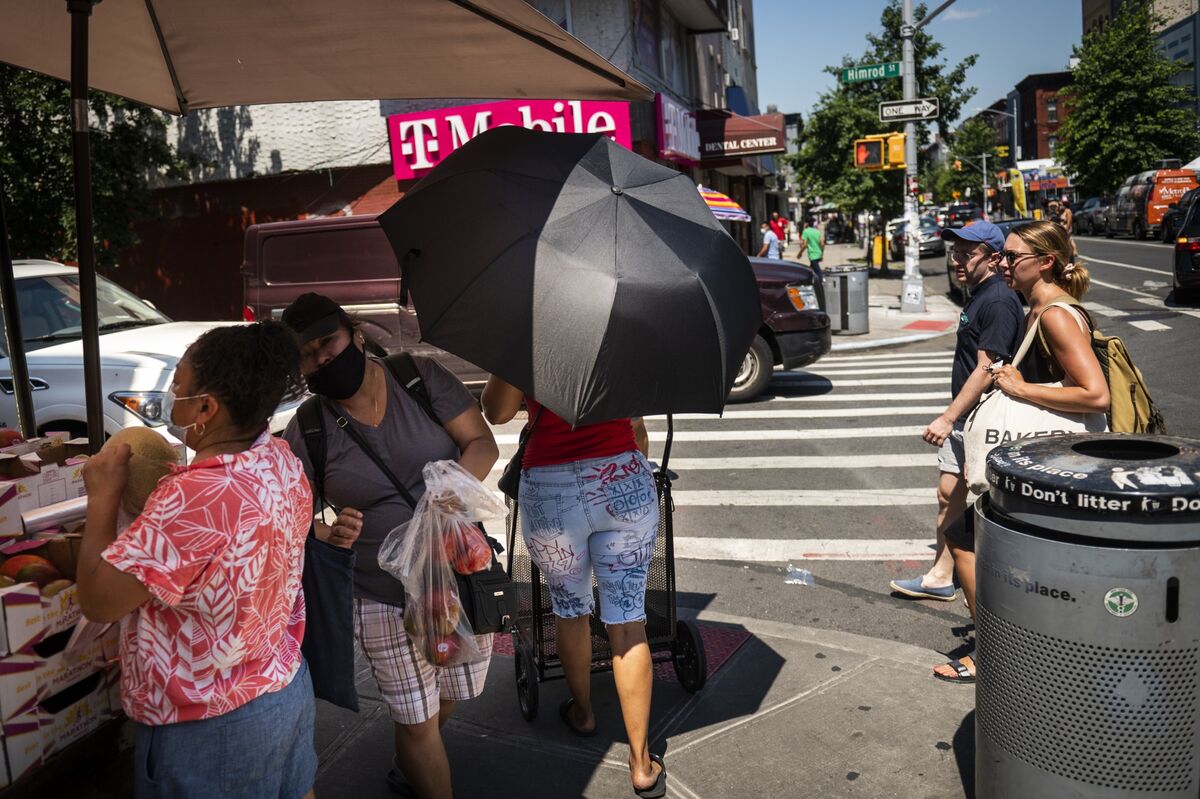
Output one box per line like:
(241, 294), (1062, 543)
(854, 138), (884, 170)
(996, 145), (1010, 159)
(953, 159), (963, 171)
(886, 133), (906, 169)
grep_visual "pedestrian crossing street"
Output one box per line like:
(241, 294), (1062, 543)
(490, 348), (958, 564)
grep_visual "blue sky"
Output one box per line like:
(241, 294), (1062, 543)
(754, 0), (1083, 124)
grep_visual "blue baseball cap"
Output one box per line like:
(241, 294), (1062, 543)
(940, 220), (1005, 253)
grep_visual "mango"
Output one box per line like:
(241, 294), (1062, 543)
(40, 579), (74, 598)
(15, 562), (62, 588)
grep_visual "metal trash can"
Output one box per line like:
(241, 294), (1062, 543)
(975, 434), (1200, 798)
(822, 264), (869, 335)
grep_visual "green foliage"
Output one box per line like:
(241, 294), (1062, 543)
(1056, 0), (1200, 196)
(788, 0), (978, 216)
(0, 64), (185, 268)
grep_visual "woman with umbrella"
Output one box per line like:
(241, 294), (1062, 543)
(482, 379), (666, 798)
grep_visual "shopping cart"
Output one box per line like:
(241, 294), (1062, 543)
(506, 416), (707, 721)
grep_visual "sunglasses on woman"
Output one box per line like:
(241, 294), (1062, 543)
(998, 250), (1045, 265)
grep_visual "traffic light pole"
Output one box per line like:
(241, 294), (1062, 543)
(900, 0), (923, 312)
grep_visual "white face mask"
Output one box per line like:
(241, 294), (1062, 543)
(163, 389), (209, 447)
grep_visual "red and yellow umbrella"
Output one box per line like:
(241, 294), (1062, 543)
(698, 185), (751, 222)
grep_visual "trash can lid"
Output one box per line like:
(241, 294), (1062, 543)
(821, 264), (869, 274)
(986, 434), (1200, 543)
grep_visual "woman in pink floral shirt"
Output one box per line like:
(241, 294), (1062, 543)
(78, 322), (316, 799)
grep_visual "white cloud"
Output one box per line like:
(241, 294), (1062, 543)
(942, 7), (990, 22)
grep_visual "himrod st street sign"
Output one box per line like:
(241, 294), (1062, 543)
(879, 97), (940, 123)
(840, 62), (901, 83)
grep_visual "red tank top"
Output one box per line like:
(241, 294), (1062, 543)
(521, 398), (637, 468)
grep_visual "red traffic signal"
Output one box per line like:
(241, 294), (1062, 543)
(854, 138), (884, 169)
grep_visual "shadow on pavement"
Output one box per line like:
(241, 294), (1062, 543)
(954, 709), (977, 799)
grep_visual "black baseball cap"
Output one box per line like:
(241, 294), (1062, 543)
(280, 293), (346, 344)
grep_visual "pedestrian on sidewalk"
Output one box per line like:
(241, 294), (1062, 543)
(281, 294), (500, 799)
(77, 323), (319, 799)
(932, 220), (1108, 684)
(889, 222), (1021, 617)
(757, 220), (782, 259)
(481, 379), (667, 799)
(770, 212), (787, 245)
(800, 217), (824, 278)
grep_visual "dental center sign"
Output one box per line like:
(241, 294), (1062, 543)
(387, 99), (632, 180)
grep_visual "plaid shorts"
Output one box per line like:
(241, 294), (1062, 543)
(353, 598), (493, 725)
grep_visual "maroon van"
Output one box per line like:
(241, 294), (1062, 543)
(240, 214), (488, 389)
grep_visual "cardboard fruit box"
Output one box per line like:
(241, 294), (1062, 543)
(0, 711), (42, 787)
(39, 671), (109, 758)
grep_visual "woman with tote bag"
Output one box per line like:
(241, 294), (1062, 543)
(939, 222), (1109, 685)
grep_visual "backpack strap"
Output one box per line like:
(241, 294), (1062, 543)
(382, 353), (441, 426)
(296, 395), (328, 512)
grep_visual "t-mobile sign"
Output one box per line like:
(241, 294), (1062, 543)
(387, 99), (632, 181)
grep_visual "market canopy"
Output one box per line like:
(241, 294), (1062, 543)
(0, 0), (652, 114)
(698, 185), (751, 222)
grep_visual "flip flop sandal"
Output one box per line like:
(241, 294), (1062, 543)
(633, 753), (667, 799)
(933, 657), (976, 684)
(559, 698), (597, 738)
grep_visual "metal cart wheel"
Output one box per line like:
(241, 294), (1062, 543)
(514, 639), (539, 721)
(671, 619), (707, 693)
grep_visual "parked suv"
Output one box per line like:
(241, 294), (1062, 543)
(0, 261), (297, 436)
(730, 258), (830, 402)
(1107, 168), (1199, 240)
(244, 215), (830, 403)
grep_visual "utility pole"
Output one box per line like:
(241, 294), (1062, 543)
(981, 150), (988, 220)
(899, 0), (958, 313)
(900, 0), (922, 312)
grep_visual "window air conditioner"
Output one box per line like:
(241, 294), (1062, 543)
(730, 27), (740, 42)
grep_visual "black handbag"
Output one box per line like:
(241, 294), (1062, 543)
(300, 532), (360, 711)
(329, 402), (513, 635)
(497, 409), (541, 500)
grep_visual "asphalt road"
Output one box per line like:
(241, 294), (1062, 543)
(625, 235), (1198, 673)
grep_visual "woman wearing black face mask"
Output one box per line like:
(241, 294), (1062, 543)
(280, 293), (499, 799)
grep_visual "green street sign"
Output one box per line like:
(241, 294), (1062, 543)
(841, 62), (901, 84)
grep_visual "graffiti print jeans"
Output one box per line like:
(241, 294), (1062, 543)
(519, 450), (659, 625)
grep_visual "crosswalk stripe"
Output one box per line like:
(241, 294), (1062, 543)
(665, 406), (945, 420)
(765, 391), (950, 403)
(1134, 296), (1200, 320)
(673, 489), (934, 507)
(796, 365), (952, 376)
(491, 453), (937, 472)
(674, 537), (935, 562)
(494, 425), (926, 445)
(1128, 319), (1172, 331)
(1081, 255), (1170, 276)
(772, 375), (948, 387)
(821, 351), (954, 364)
(1082, 302), (1130, 318)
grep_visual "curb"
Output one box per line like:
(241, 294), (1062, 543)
(830, 327), (956, 352)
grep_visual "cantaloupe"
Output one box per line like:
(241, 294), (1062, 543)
(103, 427), (180, 514)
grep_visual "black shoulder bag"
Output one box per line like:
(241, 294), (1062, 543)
(308, 354), (513, 636)
(496, 408), (541, 500)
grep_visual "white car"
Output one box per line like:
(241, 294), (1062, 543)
(0, 260), (300, 437)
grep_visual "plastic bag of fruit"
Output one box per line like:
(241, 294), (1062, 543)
(377, 460), (507, 667)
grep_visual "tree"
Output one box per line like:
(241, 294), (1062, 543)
(789, 0), (978, 217)
(1056, 1), (1200, 197)
(0, 65), (185, 268)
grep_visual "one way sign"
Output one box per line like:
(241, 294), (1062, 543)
(879, 97), (940, 123)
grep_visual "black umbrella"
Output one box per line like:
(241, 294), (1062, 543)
(378, 126), (760, 427)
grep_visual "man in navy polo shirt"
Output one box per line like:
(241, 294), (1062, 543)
(890, 222), (1022, 631)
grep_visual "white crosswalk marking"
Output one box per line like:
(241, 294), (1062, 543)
(675, 538), (935, 562)
(1134, 296), (1200, 320)
(495, 425), (928, 445)
(765, 391), (950, 403)
(673, 489), (934, 507)
(792, 365), (951, 376)
(820, 351), (957, 364)
(1082, 302), (1130, 318)
(665, 406), (945, 420)
(490, 454), (937, 472)
(772, 375), (948, 387)
(1128, 319), (1172, 332)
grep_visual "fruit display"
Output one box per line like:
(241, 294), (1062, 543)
(102, 427), (180, 514)
(441, 518), (493, 575)
(1, 554), (62, 587)
(40, 579), (74, 598)
(0, 428), (24, 448)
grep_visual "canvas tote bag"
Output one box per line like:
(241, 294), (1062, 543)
(963, 301), (1108, 494)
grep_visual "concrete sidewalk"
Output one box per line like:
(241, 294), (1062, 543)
(313, 607), (976, 799)
(783, 239), (961, 352)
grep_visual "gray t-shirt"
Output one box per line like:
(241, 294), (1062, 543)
(283, 356), (476, 605)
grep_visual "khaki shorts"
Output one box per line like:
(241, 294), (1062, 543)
(353, 598), (492, 725)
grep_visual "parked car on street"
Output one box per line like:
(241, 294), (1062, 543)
(945, 217), (1035, 304)
(1161, 187), (1199, 243)
(944, 203), (981, 228)
(243, 215), (827, 404)
(1174, 200), (1200, 303)
(1073, 196), (1111, 236)
(889, 216), (944, 260)
(1107, 167), (1199, 240)
(730, 257), (830, 402)
(0, 261), (295, 437)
